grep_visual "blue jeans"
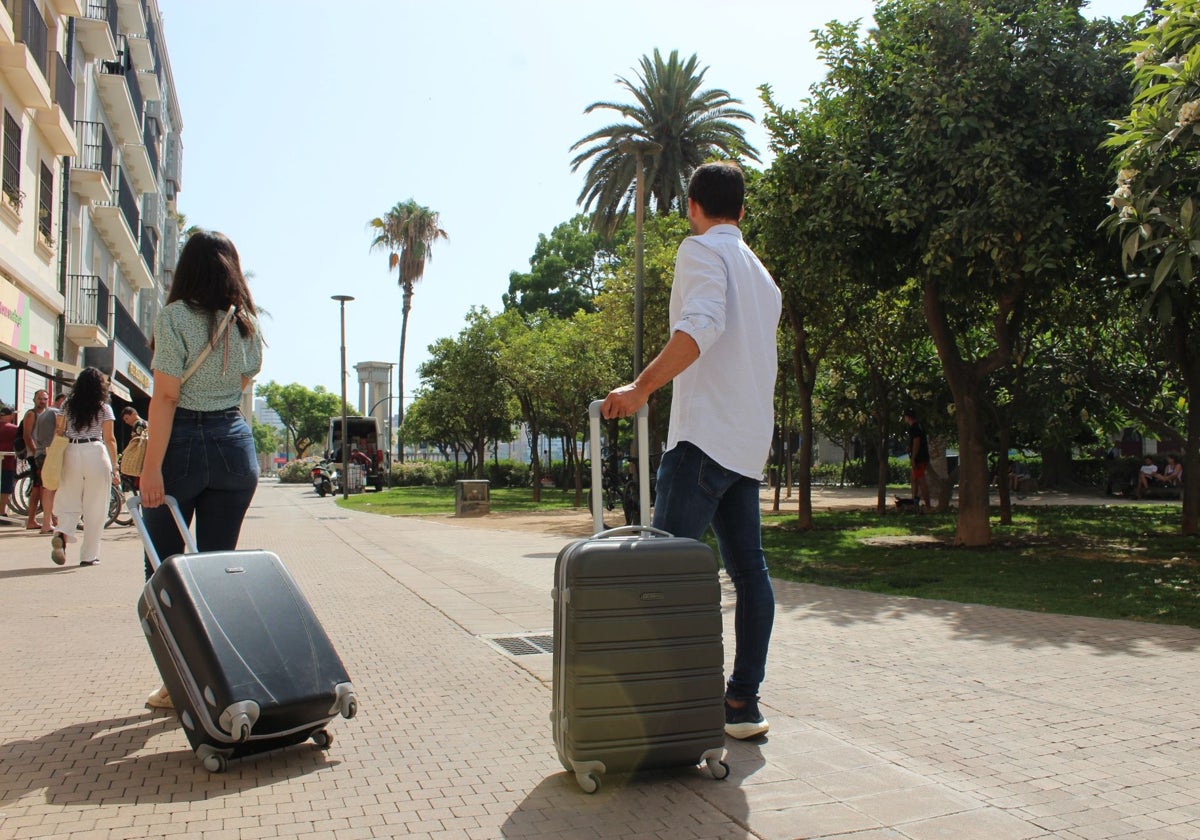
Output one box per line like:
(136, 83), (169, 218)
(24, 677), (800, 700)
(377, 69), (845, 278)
(142, 408), (258, 579)
(652, 441), (774, 700)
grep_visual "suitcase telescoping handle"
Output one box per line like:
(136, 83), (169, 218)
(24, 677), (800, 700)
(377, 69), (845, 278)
(588, 399), (652, 535)
(126, 494), (199, 570)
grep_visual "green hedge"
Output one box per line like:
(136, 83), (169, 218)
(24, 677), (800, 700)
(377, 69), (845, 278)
(277, 456), (324, 483)
(387, 459), (534, 488)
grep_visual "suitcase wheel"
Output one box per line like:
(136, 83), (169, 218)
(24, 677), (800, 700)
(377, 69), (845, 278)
(707, 757), (730, 780)
(312, 729), (333, 749)
(202, 753), (228, 773)
(576, 771), (601, 795)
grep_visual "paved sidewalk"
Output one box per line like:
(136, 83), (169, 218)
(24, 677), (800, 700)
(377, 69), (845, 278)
(2, 482), (1198, 840)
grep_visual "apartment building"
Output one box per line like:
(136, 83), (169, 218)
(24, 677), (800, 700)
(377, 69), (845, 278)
(0, 0), (181, 427)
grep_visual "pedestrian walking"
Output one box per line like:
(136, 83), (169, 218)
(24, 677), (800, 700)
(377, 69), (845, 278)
(904, 408), (932, 512)
(20, 389), (48, 529)
(34, 393), (66, 534)
(137, 230), (263, 711)
(601, 162), (782, 740)
(0, 404), (17, 516)
(48, 369), (119, 567)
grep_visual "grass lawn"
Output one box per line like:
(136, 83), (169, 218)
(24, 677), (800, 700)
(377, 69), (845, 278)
(763, 505), (1200, 628)
(336, 485), (582, 516)
(335, 486), (1200, 628)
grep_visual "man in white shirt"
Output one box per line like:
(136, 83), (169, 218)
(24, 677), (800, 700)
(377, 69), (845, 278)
(602, 162), (782, 740)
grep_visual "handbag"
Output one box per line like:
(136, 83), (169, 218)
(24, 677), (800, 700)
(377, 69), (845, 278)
(120, 429), (147, 477)
(40, 412), (68, 491)
(124, 307), (236, 480)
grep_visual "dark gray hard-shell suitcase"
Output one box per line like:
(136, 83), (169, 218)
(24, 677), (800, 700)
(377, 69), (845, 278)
(551, 402), (728, 793)
(129, 496), (358, 772)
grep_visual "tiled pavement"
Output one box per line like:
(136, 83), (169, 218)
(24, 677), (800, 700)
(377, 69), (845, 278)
(2, 481), (1199, 840)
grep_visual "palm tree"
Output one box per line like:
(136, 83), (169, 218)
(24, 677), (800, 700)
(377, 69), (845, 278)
(570, 48), (760, 234)
(368, 199), (448, 462)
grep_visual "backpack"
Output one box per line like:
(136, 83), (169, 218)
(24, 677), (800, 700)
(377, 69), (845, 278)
(120, 430), (148, 477)
(13, 416), (28, 460)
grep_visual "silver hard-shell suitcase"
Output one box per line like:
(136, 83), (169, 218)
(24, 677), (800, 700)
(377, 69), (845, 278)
(130, 496), (358, 772)
(551, 402), (728, 793)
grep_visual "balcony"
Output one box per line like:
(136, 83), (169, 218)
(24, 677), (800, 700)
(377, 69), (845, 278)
(125, 32), (152, 71)
(92, 165), (152, 290)
(47, 0), (84, 16)
(121, 139), (153, 195)
(65, 273), (111, 347)
(136, 67), (159, 102)
(161, 211), (177, 271)
(163, 129), (181, 193)
(114, 296), (151, 369)
(115, 0), (145, 38)
(139, 222), (155, 276)
(0, 2), (14, 47)
(142, 188), (163, 235)
(0, 0), (50, 111)
(71, 120), (113, 203)
(34, 51), (76, 157)
(95, 48), (142, 148)
(74, 2), (118, 62)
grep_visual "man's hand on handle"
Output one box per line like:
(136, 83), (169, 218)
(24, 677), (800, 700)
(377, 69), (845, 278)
(601, 384), (647, 420)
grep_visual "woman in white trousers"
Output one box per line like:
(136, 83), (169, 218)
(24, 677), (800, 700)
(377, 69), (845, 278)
(50, 368), (119, 567)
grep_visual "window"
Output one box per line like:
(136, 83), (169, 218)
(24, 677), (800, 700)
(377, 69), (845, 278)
(37, 162), (51, 239)
(2, 111), (21, 209)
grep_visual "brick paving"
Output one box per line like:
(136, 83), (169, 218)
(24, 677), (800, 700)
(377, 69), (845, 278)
(2, 481), (1199, 839)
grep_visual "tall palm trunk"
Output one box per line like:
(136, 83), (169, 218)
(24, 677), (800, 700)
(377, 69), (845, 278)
(397, 284), (413, 464)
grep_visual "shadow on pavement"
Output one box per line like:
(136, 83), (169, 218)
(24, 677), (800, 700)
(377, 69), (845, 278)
(770, 579), (1200, 657)
(502, 763), (753, 839)
(0, 566), (81, 580)
(0, 711), (336, 807)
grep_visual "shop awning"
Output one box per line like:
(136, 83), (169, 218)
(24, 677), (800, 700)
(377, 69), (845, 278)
(0, 341), (83, 382)
(108, 379), (132, 401)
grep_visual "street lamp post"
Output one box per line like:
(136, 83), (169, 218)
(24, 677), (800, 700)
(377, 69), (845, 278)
(619, 139), (662, 376)
(332, 294), (354, 500)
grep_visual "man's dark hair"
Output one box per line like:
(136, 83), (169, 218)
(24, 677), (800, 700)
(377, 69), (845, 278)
(687, 162), (744, 221)
(903, 408), (919, 420)
(121, 406), (138, 417)
(0, 404), (12, 415)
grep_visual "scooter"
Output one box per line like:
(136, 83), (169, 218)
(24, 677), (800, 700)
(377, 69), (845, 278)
(311, 461), (340, 497)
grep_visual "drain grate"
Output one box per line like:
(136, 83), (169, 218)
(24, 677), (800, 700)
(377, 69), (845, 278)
(486, 634), (555, 656)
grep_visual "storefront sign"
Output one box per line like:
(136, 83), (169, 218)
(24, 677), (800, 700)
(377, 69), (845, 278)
(0, 274), (29, 350)
(126, 360), (151, 390)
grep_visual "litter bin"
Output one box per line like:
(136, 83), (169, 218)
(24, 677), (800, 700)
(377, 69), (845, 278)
(347, 464), (366, 494)
(455, 479), (490, 516)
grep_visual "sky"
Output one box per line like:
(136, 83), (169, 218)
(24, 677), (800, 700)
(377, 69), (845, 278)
(156, 0), (1146, 409)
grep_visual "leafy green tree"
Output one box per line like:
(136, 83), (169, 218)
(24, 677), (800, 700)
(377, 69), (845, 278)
(570, 49), (759, 233)
(251, 418), (280, 458)
(535, 310), (622, 505)
(810, 0), (1131, 545)
(368, 199), (448, 461)
(503, 215), (624, 319)
(1104, 0), (1200, 533)
(413, 309), (517, 478)
(255, 381), (348, 457)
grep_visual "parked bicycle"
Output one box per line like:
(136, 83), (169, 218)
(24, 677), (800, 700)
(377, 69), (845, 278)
(8, 458), (127, 527)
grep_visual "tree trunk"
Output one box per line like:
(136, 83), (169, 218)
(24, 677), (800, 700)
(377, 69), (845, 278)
(529, 415), (541, 503)
(397, 285), (413, 464)
(875, 435), (889, 515)
(927, 436), (953, 512)
(1182, 347), (1200, 536)
(997, 426), (1012, 526)
(1039, 442), (1074, 489)
(951, 389), (992, 546)
(786, 304), (816, 531)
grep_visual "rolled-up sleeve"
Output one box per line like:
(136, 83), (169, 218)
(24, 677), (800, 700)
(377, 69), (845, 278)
(151, 309), (186, 378)
(670, 238), (727, 355)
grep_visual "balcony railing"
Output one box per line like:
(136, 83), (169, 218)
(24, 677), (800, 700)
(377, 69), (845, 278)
(12, 0), (47, 78)
(115, 165), (139, 239)
(85, 1), (118, 42)
(139, 223), (155, 275)
(52, 51), (73, 123)
(66, 273), (110, 331)
(126, 54), (143, 123)
(114, 296), (151, 369)
(142, 118), (157, 176)
(74, 120), (113, 176)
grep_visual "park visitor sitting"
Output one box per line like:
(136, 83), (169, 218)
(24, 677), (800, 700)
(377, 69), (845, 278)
(1151, 454), (1183, 488)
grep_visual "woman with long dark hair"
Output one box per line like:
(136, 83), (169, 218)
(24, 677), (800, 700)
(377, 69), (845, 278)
(50, 367), (119, 567)
(138, 230), (263, 710)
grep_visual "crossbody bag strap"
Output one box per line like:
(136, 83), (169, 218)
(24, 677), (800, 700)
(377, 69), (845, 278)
(180, 306), (237, 384)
